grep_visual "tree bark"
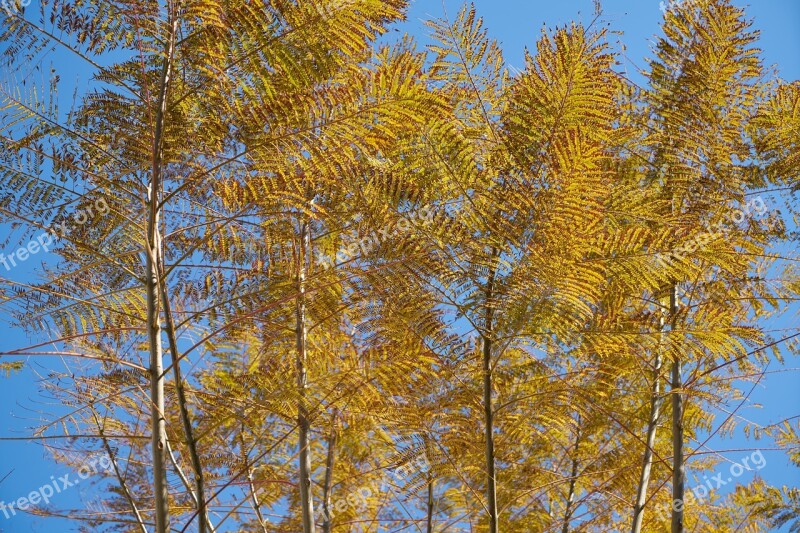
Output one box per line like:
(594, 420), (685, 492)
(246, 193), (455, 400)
(240, 430), (269, 533)
(296, 218), (316, 533)
(630, 286), (675, 533)
(146, 189), (169, 533)
(426, 479), (435, 533)
(483, 253), (498, 533)
(671, 286), (684, 533)
(166, 438), (196, 506)
(561, 427), (581, 533)
(147, 13), (178, 532)
(321, 410), (337, 533)
(159, 265), (211, 532)
(90, 409), (148, 533)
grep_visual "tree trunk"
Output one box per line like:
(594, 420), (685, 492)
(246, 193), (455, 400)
(240, 429), (269, 533)
(671, 285), (684, 533)
(483, 254), (498, 533)
(296, 218), (316, 533)
(147, 14), (178, 532)
(427, 479), (434, 533)
(146, 182), (169, 533)
(630, 286), (675, 533)
(321, 410), (337, 533)
(90, 408), (148, 533)
(561, 428), (581, 533)
(160, 268), (211, 532)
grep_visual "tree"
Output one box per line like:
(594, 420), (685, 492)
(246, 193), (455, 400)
(0, 0), (797, 531)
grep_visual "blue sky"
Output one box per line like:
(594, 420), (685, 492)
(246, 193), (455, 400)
(0, 0), (798, 531)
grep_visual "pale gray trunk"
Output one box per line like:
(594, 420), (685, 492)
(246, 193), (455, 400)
(240, 430), (269, 533)
(296, 219), (316, 532)
(630, 286), (675, 533)
(561, 428), (580, 533)
(91, 409), (148, 533)
(147, 13), (178, 532)
(146, 184), (169, 533)
(160, 268), (211, 532)
(321, 410), (337, 533)
(166, 438), (195, 503)
(671, 283), (684, 532)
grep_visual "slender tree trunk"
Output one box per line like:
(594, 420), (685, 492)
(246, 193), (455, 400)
(160, 268), (211, 532)
(240, 430), (269, 533)
(296, 218), (316, 533)
(630, 287), (674, 533)
(147, 13), (178, 532)
(146, 183), (169, 533)
(166, 438), (196, 505)
(670, 285), (684, 533)
(321, 410), (337, 533)
(483, 254), (498, 533)
(427, 478), (435, 533)
(629, 353), (663, 533)
(90, 409), (148, 533)
(561, 428), (581, 533)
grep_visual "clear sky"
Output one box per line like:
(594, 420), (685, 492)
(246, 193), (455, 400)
(1, 1), (798, 531)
